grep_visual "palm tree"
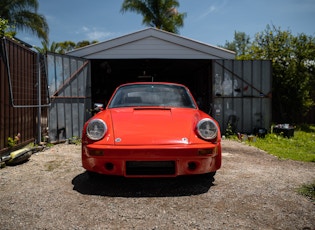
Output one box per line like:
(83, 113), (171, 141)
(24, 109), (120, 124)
(34, 40), (99, 54)
(34, 41), (60, 54)
(0, 0), (49, 42)
(121, 0), (186, 34)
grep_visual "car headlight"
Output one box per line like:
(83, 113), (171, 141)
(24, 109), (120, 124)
(197, 118), (218, 140)
(86, 119), (107, 140)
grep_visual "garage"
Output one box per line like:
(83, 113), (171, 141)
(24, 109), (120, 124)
(47, 28), (271, 142)
(68, 28), (234, 111)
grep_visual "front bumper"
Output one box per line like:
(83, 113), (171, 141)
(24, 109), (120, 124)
(82, 143), (221, 178)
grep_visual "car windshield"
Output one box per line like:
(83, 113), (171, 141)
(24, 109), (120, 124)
(108, 84), (197, 109)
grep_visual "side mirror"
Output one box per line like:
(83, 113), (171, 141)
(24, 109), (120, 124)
(93, 103), (104, 112)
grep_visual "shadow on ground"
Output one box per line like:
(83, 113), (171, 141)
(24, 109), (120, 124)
(72, 172), (214, 197)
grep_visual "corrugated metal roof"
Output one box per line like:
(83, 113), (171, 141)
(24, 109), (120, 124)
(67, 27), (235, 59)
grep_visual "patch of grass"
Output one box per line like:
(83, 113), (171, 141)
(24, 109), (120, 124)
(237, 125), (315, 162)
(45, 160), (62, 171)
(46, 142), (54, 148)
(297, 181), (315, 201)
(68, 136), (81, 145)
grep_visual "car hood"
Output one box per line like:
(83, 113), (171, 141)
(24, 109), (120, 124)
(109, 108), (199, 145)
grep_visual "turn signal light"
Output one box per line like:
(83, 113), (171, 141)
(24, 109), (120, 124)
(89, 150), (104, 156)
(198, 149), (213, 156)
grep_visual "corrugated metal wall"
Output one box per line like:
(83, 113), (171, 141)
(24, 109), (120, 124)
(212, 60), (272, 134)
(0, 38), (48, 155)
(47, 53), (91, 142)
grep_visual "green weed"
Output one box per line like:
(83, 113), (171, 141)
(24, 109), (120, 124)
(235, 125), (315, 162)
(297, 181), (315, 201)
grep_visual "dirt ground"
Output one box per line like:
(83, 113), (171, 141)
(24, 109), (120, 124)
(0, 140), (314, 230)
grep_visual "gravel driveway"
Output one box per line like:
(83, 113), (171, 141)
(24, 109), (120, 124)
(0, 140), (314, 230)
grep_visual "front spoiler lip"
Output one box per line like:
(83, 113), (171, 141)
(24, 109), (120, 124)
(84, 142), (219, 149)
(83, 143), (219, 159)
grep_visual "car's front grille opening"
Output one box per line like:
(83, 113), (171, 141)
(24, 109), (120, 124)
(126, 161), (176, 175)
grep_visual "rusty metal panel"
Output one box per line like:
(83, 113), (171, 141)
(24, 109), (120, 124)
(212, 60), (272, 134)
(0, 38), (48, 154)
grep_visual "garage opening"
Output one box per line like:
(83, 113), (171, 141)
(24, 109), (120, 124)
(90, 59), (213, 113)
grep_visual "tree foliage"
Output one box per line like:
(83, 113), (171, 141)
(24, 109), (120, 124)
(222, 25), (315, 123)
(0, 17), (15, 38)
(121, 0), (186, 33)
(34, 40), (99, 54)
(221, 31), (251, 57)
(0, 0), (49, 42)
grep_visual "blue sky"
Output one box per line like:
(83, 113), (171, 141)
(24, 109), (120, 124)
(18, 0), (315, 48)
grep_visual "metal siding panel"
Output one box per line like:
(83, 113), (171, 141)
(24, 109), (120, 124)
(242, 61), (252, 97)
(48, 55), (57, 95)
(63, 57), (70, 85)
(48, 103), (57, 142)
(72, 76), (78, 97)
(55, 56), (64, 92)
(70, 58), (78, 77)
(47, 53), (90, 142)
(65, 103), (72, 138)
(223, 98), (233, 132)
(243, 98), (252, 133)
(213, 60), (223, 96)
(232, 98), (242, 133)
(68, 28), (235, 59)
(78, 70), (85, 96)
(212, 98), (224, 129)
(87, 52), (222, 59)
(263, 98), (272, 129)
(72, 102), (79, 138)
(79, 101), (85, 135)
(233, 61), (242, 98)
(262, 61), (271, 95)
(212, 60), (272, 134)
(105, 38), (210, 57)
(0, 49), (7, 150)
(57, 101), (66, 140)
(252, 61), (262, 97)
(252, 98), (262, 128)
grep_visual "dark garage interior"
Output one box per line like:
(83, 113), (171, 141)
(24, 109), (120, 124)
(90, 59), (213, 113)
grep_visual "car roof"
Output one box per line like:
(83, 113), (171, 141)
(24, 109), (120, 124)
(117, 82), (187, 88)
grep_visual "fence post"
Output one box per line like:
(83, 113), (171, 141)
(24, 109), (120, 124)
(37, 53), (41, 144)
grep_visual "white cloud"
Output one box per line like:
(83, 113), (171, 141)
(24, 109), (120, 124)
(196, 0), (228, 20)
(82, 26), (89, 32)
(86, 30), (114, 41)
(199, 5), (217, 18)
(77, 26), (115, 41)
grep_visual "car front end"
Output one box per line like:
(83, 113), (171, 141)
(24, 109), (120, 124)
(82, 82), (221, 178)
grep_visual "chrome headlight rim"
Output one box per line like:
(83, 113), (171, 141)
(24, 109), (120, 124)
(197, 118), (218, 140)
(86, 119), (107, 141)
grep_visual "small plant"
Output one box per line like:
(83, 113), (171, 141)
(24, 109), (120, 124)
(7, 133), (20, 148)
(68, 136), (81, 145)
(297, 181), (315, 201)
(46, 143), (54, 148)
(225, 123), (234, 138)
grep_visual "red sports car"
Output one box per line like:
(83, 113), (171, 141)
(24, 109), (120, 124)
(82, 82), (221, 179)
